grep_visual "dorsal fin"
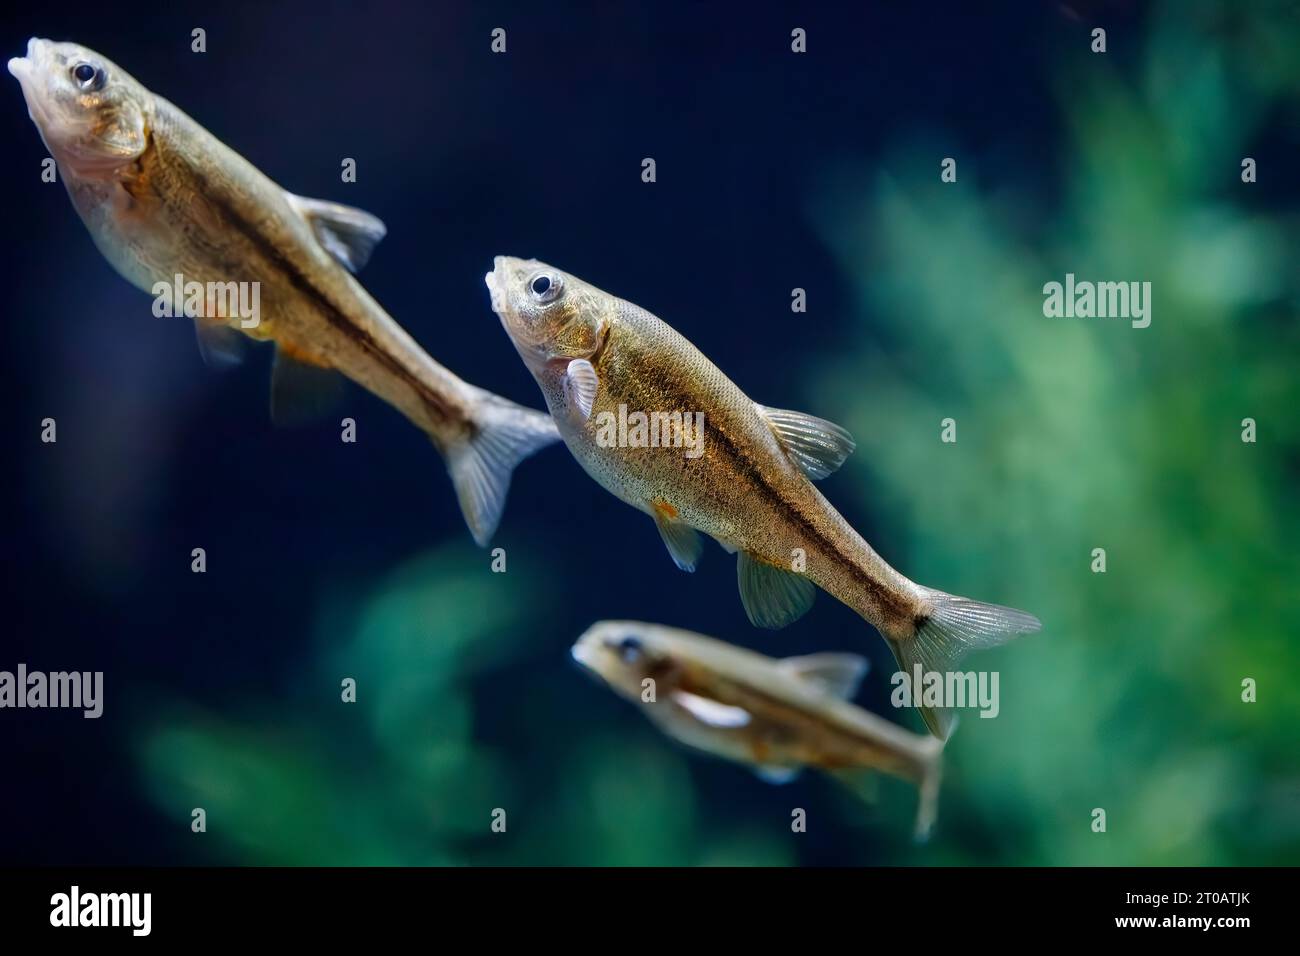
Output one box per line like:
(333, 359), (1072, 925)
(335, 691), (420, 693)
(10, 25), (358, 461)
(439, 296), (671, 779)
(286, 193), (387, 273)
(756, 404), (855, 480)
(777, 653), (869, 700)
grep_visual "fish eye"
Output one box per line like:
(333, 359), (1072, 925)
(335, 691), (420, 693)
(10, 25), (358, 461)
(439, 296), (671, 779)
(607, 635), (644, 664)
(528, 271), (563, 305)
(71, 62), (104, 92)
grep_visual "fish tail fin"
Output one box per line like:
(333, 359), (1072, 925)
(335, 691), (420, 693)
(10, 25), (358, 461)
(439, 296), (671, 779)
(887, 586), (1041, 740)
(444, 393), (560, 546)
(829, 736), (943, 842)
(912, 735), (945, 843)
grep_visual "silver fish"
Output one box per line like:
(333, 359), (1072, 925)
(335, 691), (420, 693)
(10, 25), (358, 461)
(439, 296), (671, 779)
(9, 38), (559, 544)
(490, 257), (1041, 736)
(573, 620), (945, 839)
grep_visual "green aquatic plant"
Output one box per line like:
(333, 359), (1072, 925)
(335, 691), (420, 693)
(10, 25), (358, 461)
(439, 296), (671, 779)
(809, 0), (1299, 865)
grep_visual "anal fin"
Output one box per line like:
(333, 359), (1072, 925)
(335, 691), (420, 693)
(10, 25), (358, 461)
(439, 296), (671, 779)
(270, 345), (346, 425)
(827, 767), (882, 804)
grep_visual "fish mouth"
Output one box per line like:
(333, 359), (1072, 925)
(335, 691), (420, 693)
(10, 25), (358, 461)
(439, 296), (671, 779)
(484, 256), (506, 317)
(8, 37), (44, 84)
(7, 55), (31, 81)
(9, 38), (51, 129)
(569, 634), (616, 690)
(486, 255), (555, 371)
(570, 623), (610, 671)
(485, 254), (544, 320)
(485, 254), (529, 319)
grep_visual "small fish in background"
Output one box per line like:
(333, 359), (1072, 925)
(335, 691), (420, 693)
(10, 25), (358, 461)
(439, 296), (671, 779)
(489, 257), (1041, 737)
(572, 620), (945, 840)
(7, 39), (559, 545)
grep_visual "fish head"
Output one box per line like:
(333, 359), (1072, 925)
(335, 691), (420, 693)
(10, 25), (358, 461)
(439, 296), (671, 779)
(571, 620), (678, 700)
(485, 256), (613, 373)
(8, 38), (150, 175)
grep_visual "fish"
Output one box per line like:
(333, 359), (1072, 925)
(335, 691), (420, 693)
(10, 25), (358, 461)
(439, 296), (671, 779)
(7, 39), (559, 545)
(488, 256), (1041, 737)
(572, 620), (945, 839)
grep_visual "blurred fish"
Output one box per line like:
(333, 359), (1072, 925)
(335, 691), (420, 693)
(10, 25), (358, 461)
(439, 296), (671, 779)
(7, 39), (558, 545)
(573, 620), (944, 839)
(489, 257), (1041, 736)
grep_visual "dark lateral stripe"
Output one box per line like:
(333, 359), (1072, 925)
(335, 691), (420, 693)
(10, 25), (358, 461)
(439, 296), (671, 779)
(174, 154), (458, 426)
(678, 670), (910, 763)
(707, 414), (910, 621)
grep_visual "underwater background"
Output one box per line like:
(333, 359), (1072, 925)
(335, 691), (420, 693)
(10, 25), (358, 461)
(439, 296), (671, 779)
(1, 0), (1297, 865)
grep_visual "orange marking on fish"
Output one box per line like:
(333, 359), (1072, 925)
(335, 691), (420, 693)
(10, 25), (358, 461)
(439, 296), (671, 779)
(652, 499), (678, 520)
(277, 338), (332, 367)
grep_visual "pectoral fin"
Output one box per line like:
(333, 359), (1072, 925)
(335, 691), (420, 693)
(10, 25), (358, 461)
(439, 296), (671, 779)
(193, 318), (245, 369)
(737, 551), (816, 628)
(270, 345), (346, 425)
(563, 358), (599, 420)
(651, 501), (703, 572)
(287, 193), (387, 273)
(777, 653), (869, 700)
(670, 690), (751, 728)
(757, 404), (855, 480)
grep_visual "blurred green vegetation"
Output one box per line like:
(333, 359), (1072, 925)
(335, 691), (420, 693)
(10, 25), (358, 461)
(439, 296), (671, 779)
(137, 0), (1297, 865)
(810, 0), (1299, 865)
(139, 547), (796, 865)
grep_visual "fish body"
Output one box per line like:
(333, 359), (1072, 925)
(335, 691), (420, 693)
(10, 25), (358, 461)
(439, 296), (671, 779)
(9, 39), (559, 544)
(488, 257), (1040, 736)
(572, 620), (944, 838)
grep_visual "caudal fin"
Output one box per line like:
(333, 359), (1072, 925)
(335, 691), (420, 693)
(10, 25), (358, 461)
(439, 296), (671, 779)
(912, 736), (944, 842)
(445, 393), (560, 546)
(830, 733), (944, 842)
(889, 587), (1041, 740)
